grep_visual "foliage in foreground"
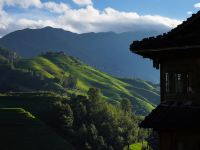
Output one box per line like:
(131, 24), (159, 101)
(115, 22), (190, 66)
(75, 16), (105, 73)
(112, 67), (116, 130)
(0, 108), (75, 150)
(130, 142), (144, 150)
(47, 88), (139, 150)
(0, 89), (149, 150)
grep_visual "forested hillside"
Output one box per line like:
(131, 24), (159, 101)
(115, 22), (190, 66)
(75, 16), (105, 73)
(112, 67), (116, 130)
(0, 38), (157, 149)
(0, 91), (149, 150)
(0, 108), (74, 150)
(0, 48), (159, 115)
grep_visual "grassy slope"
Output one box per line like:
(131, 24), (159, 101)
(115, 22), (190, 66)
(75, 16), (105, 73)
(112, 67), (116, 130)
(0, 108), (74, 150)
(130, 142), (147, 150)
(17, 53), (159, 115)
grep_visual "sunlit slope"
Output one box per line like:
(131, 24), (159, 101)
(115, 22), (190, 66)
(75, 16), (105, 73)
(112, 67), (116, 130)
(0, 108), (74, 150)
(18, 53), (159, 114)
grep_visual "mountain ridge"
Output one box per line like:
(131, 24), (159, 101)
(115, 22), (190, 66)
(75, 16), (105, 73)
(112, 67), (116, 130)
(0, 27), (163, 82)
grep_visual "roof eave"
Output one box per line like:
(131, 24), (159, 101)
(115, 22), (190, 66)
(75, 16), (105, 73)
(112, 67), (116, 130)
(131, 45), (200, 61)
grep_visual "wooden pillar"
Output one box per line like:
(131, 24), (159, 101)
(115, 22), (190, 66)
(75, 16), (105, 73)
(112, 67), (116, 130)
(160, 64), (164, 102)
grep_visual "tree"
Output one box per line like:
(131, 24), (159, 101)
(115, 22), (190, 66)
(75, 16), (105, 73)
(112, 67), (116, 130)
(96, 136), (106, 150)
(61, 104), (74, 128)
(87, 88), (100, 102)
(114, 136), (124, 150)
(50, 90), (139, 150)
(48, 102), (74, 129)
(87, 123), (98, 143)
(66, 74), (77, 89)
(61, 74), (77, 89)
(121, 98), (132, 114)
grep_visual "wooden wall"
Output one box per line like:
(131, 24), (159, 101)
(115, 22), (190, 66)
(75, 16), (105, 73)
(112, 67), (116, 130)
(160, 58), (200, 102)
(159, 131), (200, 150)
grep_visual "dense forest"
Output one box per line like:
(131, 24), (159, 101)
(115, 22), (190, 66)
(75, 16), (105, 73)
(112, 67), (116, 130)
(0, 47), (154, 149)
(0, 91), (148, 150)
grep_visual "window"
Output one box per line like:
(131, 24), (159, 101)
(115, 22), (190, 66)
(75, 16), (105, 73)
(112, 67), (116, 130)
(186, 74), (192, 93)
(175, 73), (183, 93)
(165, 72), (170, 93)
(164, 72), (190, 94)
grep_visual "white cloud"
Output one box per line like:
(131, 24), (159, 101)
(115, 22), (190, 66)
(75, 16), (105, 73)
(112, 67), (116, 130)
(42, 2), (70, 14)
(3, 0), (42, 8)
(187, 11), (193, 15)
(194, 3), (200, 8)
(17, 19), (57, 28)
(0, 1), (181, 37)
(1, 0), (69, 13)
(72, 0), (92, 6)
(0, 10), (12, 29)
(55, 6), (181, 33)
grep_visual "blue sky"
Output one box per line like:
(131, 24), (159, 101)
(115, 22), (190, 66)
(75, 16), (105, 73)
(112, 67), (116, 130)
(39, 0), (200, 19)
(0, 0), (200, 37)
(93, 0), (200, 19)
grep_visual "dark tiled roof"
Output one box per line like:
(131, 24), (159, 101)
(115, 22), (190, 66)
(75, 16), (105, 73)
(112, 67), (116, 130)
(130, 11), (200, 53)
(140, 101), (200, 130)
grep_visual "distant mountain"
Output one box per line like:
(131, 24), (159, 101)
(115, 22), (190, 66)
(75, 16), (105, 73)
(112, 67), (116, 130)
(0, 27), (164, 82)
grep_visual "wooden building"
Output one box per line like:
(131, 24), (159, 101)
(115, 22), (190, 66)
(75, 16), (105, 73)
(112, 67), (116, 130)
(130, 11), (200, 150)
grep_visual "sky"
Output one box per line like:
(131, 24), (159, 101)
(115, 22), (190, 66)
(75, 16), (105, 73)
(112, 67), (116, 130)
(0, 0), (200, 37)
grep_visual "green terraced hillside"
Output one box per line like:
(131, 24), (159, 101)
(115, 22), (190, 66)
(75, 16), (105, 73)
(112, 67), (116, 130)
(16, 52), (159, 114)
(0, 47), (18, 64)
(0, 108), (74, 150)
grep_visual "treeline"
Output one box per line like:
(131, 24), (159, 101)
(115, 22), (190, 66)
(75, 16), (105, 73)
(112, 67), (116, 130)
(0, 90), (148, 150)
(46, 88), (144, 150)
(0, 47), (18, 65)
(0, 49), (77, 93)
(0, 64), (77, 93)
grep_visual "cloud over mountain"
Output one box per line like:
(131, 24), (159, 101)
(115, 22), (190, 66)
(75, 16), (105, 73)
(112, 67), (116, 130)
(194, 3), (200, 8)
(0, 0), (42, 9)
(72, 0), (93, 6)
(0, 0), (181, 37)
